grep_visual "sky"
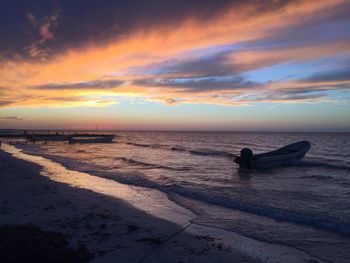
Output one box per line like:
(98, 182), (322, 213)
(0, 0), (350, 131)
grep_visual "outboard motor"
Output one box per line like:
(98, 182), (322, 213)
(235, 148), (253, 167)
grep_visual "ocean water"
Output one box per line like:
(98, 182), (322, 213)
(15, 131), (350, 262)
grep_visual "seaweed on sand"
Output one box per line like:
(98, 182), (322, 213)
(0, 224), (94, 263)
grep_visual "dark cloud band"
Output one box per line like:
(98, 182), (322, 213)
(31, 79), (125, 90)
(0, 0), (297, 60)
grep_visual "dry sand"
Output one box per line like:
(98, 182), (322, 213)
(0, 144), (322, 262)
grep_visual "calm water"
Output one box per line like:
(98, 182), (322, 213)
(16, 131), (350, 262)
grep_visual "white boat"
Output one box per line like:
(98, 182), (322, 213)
(68, 135), (114, 144)
(234, 141), (311, 168)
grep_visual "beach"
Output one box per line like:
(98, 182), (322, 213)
(0, 142), (323, 263)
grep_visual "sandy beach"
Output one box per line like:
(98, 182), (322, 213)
(0, 144), (323, 262)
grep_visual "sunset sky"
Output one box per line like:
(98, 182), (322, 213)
(0, 0), (349, 131)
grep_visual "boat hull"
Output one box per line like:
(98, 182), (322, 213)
(236, 141), (311, 168)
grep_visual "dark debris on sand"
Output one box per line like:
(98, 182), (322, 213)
(136, 237), (163, 245)
(0, 224), (94, 263)
(127, 223), (140, 233)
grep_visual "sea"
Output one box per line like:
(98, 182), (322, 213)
(6, 131), (350, 262)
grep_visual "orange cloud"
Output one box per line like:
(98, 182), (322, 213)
(0, 0), (349, 108)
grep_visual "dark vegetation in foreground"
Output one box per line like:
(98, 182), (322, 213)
(0, 224), (93, 263)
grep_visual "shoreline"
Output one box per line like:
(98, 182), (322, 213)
(0, 144), (322, 262)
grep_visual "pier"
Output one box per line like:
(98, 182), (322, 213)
(0, 131), (115, 145)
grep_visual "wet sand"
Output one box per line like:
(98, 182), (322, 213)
(0, 144), (321, 262)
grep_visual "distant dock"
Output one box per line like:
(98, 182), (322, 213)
(0, 132), (115, 145)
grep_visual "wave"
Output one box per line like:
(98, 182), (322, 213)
(167, 186), (350, 237)
(115, 157), (187, 171)
(171, 146), (234, 158)
(126, 142), (155, 148)
(299, 174), (334, 180)
(295, 160), (350, 171)
(127, 142), (235, 159)
(189, 149), (234, 158)
(170, 146), (187, 152)
(117, 157), (157, 167)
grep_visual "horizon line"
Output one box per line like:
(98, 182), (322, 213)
(0, 128), (349, 134)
